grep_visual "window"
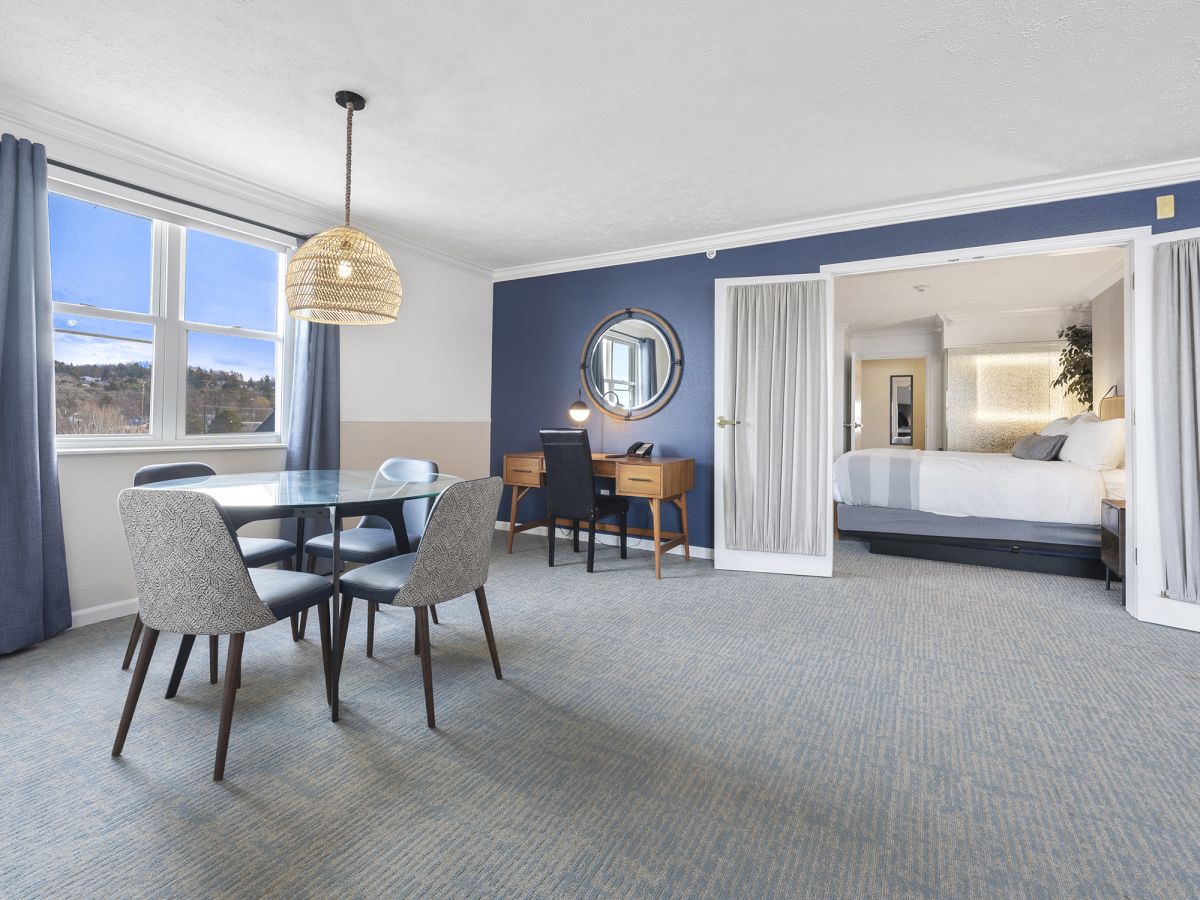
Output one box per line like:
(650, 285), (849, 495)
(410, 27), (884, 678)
(49, 187), (291, 447)
(598, 333), (639, 408)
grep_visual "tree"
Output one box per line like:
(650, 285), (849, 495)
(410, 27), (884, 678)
(1052, 325), (1093, 409)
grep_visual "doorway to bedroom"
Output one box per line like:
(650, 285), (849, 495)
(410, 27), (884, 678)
(829, 239), (1131, 592)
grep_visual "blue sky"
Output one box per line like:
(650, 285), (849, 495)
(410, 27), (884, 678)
(49, 194), (278, 379)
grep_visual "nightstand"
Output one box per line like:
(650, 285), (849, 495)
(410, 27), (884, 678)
(1100, 498), (1126, 600)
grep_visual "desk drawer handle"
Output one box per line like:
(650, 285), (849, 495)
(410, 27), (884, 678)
(628, 476), (653, 482)
(513, 468), (534, 473)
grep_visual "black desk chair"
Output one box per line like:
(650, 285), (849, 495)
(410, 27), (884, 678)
(540, 429), (628, 573)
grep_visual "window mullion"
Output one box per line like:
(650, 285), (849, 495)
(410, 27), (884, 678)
(159, 223), (184, 442)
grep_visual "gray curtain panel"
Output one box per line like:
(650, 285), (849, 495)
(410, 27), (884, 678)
(1153, 237), (1200, 604)
(285, 319), (340, 556)
(0, 134), (71, 653)
(637, 337), (657, 405)
(723, 281), (829, 555)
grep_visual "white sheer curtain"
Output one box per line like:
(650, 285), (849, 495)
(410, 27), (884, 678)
(723, 281), (828, 555)
(1154, 237), (1200, 604)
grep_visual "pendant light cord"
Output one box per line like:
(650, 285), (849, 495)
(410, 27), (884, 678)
(343, 103), (354, 227)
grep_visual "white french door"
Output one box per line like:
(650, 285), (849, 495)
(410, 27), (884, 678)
(713, 274), (834, 576)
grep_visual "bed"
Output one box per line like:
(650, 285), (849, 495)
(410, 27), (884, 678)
(834, 419), (1126, 577)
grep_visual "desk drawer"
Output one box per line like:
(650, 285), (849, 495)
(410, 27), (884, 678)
(504, 456), (543, 487)
(617, 464), (662, 497)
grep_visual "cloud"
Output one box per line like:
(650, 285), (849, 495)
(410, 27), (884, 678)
(54, 334), (151, 366)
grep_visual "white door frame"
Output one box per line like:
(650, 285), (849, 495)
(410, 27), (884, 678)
(849, 349), (935, 450)
(820, 226), (1186, 628)
(713, 273), (834, 577)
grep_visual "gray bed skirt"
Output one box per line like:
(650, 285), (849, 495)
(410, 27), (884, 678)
(835, 504), (1101, 548)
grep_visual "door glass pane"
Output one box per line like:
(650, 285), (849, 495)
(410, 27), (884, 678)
(185, 331), (276, 434)
(53, 314), (153, 434)
(184, 229), (280, 331)
(48, 193), (152, 313)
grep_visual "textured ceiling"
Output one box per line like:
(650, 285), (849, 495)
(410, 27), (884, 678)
(836, 246), (1125, 328)
(3, 1), (1199, 270)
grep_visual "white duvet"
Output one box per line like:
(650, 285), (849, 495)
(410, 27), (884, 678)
(833, 448), (1108, 526)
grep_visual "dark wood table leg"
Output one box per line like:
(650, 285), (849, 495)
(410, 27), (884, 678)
(328, 505), (342, 722)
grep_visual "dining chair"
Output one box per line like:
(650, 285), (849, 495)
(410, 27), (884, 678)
(113, 487), (334, 781)
(337, 476), (504, 728)
(540, 429), (628, 572)
(121, 462), (299, 680)
(297, 457), (439, 651)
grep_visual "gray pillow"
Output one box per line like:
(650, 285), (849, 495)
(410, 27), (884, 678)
(1012, 433), (1067, 461)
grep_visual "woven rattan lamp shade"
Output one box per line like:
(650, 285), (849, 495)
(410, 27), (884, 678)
(285, 226), (402, 325)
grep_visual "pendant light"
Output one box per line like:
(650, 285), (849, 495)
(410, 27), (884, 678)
(568, 389), (591, 422)
(285, 91), (402, 325)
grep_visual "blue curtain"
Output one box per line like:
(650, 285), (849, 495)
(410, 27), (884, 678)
(0, 134), (71, 653)
(285, 319), (340, 557)
(638, 337), (658, 405)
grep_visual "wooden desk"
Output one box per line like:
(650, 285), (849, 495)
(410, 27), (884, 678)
(503, 452), (696, 578)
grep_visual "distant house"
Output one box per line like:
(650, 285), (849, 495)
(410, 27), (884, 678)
(80, 375), (102, 384)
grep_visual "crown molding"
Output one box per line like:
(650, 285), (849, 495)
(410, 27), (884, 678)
(939, 303), (1091, 324)
(493, 158), (1200, 282)
(1082, 259), (1127, 300)
(0, 89), (492, 279)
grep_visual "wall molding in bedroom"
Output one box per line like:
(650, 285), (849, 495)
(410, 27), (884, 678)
(1082, 259), (1127, 300)
(0, 89), (492, 279)
(493, 158), (1200, 281)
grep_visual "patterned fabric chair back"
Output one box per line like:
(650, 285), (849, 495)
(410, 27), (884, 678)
(118, 488), (277, 635)
(393, 477), (503, 608)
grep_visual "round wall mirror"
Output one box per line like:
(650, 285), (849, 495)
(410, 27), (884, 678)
(581, 308), (682, 420)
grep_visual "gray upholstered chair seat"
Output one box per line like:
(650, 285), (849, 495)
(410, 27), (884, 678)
(238, 537), (297, 568)
(304, 527), (417, 564)
(339, 553), (417, 606)
(248, 568), (334, 620)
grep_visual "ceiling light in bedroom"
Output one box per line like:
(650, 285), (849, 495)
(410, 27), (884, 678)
(285, 90), (403, 325)
(913, 284), (929, 292)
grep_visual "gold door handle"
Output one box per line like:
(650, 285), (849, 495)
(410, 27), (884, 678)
(716, 416), (741, 428)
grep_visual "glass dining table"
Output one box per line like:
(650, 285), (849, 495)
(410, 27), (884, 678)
(142, 469), (463, 721)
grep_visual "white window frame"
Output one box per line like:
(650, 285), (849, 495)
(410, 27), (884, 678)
(50, 181), (295, 452)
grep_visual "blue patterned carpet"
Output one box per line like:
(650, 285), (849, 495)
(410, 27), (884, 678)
(2, 535), (1199, 898)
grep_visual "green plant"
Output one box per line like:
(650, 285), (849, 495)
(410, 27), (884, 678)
(1053, 324), (1093, 409)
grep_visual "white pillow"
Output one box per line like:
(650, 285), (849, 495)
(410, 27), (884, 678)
(1059, 418), (1125, 470)
(1039, 417), (1072, 436)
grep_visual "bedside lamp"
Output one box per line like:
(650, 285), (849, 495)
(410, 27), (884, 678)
(569, 390), (590, 423)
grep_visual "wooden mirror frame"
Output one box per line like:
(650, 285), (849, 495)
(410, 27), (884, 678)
(580, 308), (683, 421)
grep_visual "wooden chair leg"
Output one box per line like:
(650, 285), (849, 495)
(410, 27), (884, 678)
(619, 512), (628, 559)
(475, 587), (502, 680)
(586, 518), (596, 573)
(547, 506), (556, 567)
(367, 601), (376, 658)
(317, 600), (332, 703)
(165, 634), (196, 699)
(297, 609), (308, 639)
(298, 554), (317, 639)
(209, 635), (219, 684)
(338, 597), (354, 659)
(430, 605), (439, 625)
(413, 607), (421, 656)
(416, 606), (435, 728)
(122, 615), (144, 670)
(290, 613), (301, 642)
(113, 626), (159, 757)
(572, 523), (580, 553)
(213, 632), (245, 782)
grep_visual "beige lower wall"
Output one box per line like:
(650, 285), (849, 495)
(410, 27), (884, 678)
(60, 419), (490, 623)
(859, 358), (927, 450)
(340, 420), (491, 479)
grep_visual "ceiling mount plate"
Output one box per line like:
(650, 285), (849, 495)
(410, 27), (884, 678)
(335, 90), (366, 111)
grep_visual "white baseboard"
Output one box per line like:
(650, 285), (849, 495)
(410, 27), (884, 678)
(72, 597), (138, 628)
(494, 520), (714, 561)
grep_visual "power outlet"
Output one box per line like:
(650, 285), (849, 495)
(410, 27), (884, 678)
(599, 488), (611, 495)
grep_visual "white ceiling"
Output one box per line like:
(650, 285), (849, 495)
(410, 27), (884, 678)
(835, 246), (1125, 329)
(3, 1), (1199, 271)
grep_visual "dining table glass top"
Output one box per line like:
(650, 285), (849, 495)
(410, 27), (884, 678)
(139, 469), (462, 510)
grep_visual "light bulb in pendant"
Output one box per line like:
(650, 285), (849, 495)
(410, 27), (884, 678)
(337, 260), (353, 279)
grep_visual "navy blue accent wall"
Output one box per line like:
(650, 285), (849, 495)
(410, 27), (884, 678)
(491, 179), (1200, 548)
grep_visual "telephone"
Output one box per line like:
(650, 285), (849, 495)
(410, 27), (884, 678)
(609, 441), (653, 458)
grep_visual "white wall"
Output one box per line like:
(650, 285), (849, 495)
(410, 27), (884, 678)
(1, 106), (494, 625)
(941, 306), (1088, 349)
(1091, 280), (1124, 401)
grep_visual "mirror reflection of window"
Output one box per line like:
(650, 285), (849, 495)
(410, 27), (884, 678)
(891, 375), (914, 446)
(582, 309), (682, 420)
